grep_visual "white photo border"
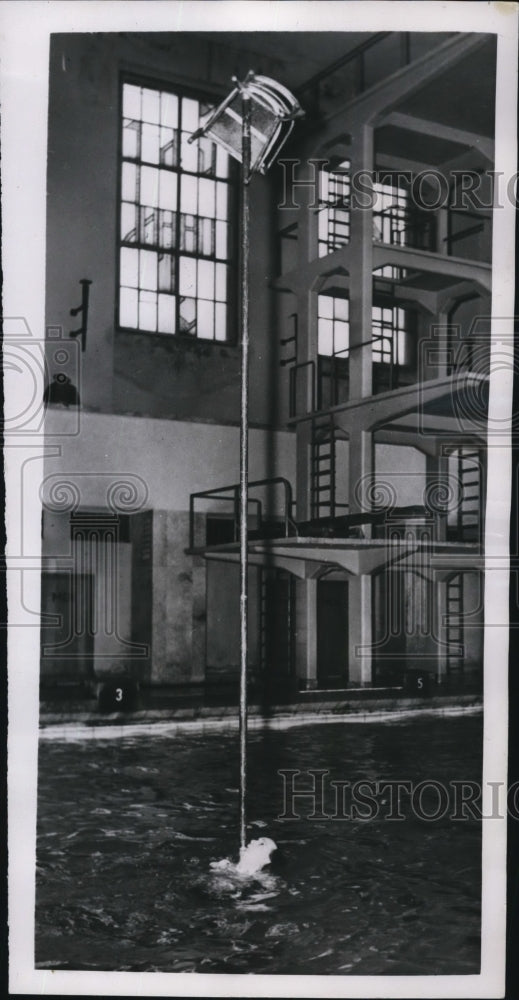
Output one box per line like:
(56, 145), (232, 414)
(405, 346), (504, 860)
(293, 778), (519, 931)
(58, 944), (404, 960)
(3, 2), (517, 997)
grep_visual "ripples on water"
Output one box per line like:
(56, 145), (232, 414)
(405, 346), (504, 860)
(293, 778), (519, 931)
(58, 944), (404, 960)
(36, 715), (482, 974)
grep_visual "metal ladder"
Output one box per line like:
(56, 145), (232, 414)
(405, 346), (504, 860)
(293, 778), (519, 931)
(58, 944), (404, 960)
(446, 573), (464, 675)
(457, 448), (481, 542)
(311, 418), (336, 519)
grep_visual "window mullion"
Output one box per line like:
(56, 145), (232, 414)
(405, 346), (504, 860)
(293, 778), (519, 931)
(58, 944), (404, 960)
(119, 80), (233, 340)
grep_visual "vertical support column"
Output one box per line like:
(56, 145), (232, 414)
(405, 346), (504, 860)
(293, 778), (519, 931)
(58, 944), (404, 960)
(348, 428), (374, 519)
(348, 574), (372, 686)
(436, 206), (449, 256)
(191, 554), (207, 684)
(347, 129), (375, 688)
(296, 421), (313, 522)
(290, 164), (321, 684)
(348, 124), (374, 401)
(348, 427), (374, 686)
(294, 577), (318, 689)
(435, 577), (448, 685)
(293, 159), (320, 523)
(427, 309), (450, 380)
(425, 450), (450, 541)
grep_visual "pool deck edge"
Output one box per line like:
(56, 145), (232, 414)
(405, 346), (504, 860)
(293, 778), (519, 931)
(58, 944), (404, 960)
(38, 692), (483, 737)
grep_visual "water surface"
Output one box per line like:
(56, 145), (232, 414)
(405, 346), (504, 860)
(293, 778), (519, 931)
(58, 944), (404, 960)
(36, 713), (482, 974)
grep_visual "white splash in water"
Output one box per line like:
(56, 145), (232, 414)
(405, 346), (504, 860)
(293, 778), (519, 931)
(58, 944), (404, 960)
(210, 837), (277, 877)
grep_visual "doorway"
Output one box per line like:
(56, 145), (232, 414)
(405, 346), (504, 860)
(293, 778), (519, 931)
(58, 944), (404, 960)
(317, 579), (349, 687)
(261, 569), (295, 693)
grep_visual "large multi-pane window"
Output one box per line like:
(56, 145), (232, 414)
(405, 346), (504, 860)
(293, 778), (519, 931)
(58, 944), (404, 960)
(317, 160), (350, 258)
(119, 81), (234, 339)
(317, 294), (349, 358)
(317, 166), (430, 271)
(317, 296), (411, 366)
(317, 294), (350, 408)
(372, 304), (410, 364)
(373, 175), (435, 258)
(372, 179), (409, 246)
(313, 294), (414, 404)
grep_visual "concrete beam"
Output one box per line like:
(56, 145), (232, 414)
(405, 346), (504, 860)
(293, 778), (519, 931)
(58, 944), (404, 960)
(436, 281), (490, 313)
(378, 112), (494, 164)
(372, 243), (492, 293)
(385, 414), (487, 437)
(439, 147), (495, 177)
(332, 372), (485, 434)
(317, 34), (489, 142)
(272, 243), (352, 297)
(386, 284), (439, 315)
(428, 552), (484, 572)
(374, 428), (440, 456)
(375, 152), (439, 176)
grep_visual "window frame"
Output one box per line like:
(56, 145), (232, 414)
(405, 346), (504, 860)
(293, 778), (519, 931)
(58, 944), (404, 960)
(317, 291), (350, 360)
(116, 73), (238, 344)
(372, 298), (416, 367)
(316, 291), (416, 368)
(316, 158), (351, 259)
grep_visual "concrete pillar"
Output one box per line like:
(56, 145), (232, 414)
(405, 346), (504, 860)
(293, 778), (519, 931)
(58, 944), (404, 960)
(290, 168), (326, 688)
(296, 421), (313, 522)
(294, 577), (318, 689)
(152, 510), (199, 685)
(348, 428), (374, 525)
(190, 512), (207, 683)
(427, 310), (450, 380)
(436, 206), (449, 256)
(191, 556), (207, 684)
(435, 577), (449, 685)
(293, 164), (319, 523)
(348, 574), (372, 686)
(426, 451), (449, 541)
(343, 127), (375, 687)
(348, 125), (374, 401)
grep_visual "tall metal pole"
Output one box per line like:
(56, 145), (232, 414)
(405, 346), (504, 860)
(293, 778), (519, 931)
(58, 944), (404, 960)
(239, 93), (251, 852)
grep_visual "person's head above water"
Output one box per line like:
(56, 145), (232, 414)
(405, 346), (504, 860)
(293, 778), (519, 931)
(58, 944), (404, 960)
(210, 836), (278, 876)
(236, 837), (277, 875)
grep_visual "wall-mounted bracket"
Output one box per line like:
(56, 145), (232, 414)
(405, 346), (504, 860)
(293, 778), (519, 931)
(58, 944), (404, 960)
(69, 279), (92, 352)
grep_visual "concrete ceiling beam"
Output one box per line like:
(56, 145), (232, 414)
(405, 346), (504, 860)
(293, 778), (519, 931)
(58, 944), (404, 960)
(377, 111), (494, 164)
(372, 242), (492, 293)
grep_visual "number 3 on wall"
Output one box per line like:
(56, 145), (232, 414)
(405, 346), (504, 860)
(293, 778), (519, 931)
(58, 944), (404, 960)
(115, 687), (123, 702)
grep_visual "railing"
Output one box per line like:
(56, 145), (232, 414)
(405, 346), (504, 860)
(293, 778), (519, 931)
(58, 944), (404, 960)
(296, 32), (392, 116)
(189, 477), (296, 550)
(317, 355), (349, 410)
(373, 205), (436, 252)
(288, 335), (416, 417)
(299, 505), (481, 543)
(190, 487), (481, 548)
(298, 505), (431, 538)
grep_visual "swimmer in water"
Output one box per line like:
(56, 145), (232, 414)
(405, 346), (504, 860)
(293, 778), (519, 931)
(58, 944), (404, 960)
(210, 837), (277, 877)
